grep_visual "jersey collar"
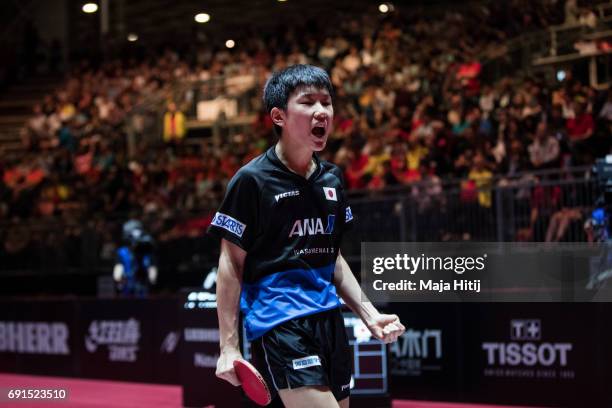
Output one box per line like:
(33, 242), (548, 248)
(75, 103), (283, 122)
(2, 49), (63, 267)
(266, 145), (321, 182)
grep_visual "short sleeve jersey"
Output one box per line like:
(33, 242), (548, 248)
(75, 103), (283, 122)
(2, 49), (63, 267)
(208, 146), (354, 340)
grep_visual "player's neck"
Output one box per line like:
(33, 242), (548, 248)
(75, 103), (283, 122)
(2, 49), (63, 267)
(275, 141), (316, 179)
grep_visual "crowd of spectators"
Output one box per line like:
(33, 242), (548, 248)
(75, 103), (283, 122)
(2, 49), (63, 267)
(1, 0), (611, 273)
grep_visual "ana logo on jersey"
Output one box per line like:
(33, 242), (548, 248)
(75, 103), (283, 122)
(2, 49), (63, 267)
(289, 215), (335, 237)
(323, 187), (337, 201)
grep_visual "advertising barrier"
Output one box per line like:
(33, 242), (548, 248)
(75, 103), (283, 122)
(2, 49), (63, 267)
(387, 303), (461, 402)
(0, 297), (610, 407)
(0, 300), (76, 377)
(463, 303), (601, 407)
(0, 297), (180, 384)
(179, 294), (242, 407)
(78, 299), (154, 381)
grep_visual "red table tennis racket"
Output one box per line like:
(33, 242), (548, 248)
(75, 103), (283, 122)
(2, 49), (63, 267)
(233, 359), (272, 406)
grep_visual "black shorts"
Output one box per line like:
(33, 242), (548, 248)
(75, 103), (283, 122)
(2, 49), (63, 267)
(250, 307), (352, 403)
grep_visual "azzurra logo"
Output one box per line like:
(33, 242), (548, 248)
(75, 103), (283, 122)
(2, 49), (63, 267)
(211, 212), (246, 238)
(289, 215), (335, 237)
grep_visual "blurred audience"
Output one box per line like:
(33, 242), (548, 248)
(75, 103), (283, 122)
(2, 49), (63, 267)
(1, 0), (610, 264)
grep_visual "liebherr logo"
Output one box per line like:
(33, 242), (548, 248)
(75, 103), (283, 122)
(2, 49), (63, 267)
(289, 215), (335, 237)
(0, 321), (70, 355)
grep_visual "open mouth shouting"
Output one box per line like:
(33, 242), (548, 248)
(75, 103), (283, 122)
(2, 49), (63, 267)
(311, 124), (326, 138)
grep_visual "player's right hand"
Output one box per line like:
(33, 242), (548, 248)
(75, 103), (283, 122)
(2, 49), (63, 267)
(216, 347), (242, 386)
(367, 313), (405, 344)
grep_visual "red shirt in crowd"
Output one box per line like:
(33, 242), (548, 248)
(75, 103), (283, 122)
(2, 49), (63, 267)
(566, 113), (594, 140)
(345, 153), (369, 189)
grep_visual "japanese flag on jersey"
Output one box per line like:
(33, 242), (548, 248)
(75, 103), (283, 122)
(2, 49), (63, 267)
(323, 187), (337, 201)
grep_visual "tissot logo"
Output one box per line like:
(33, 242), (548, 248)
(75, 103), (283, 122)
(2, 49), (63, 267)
(289, 215), (335, 237)
(511, 319), (541, 341)
(482, 319), (572, 367)
(275, 190), (300, 202)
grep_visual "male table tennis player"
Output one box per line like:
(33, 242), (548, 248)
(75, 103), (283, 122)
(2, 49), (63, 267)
(209, 64), (405, 407)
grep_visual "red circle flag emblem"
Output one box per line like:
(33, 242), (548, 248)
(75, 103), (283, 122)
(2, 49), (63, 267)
(323, 187), (337, 201)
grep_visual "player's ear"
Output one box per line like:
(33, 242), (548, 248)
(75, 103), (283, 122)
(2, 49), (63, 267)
(270, 107), (285, 128)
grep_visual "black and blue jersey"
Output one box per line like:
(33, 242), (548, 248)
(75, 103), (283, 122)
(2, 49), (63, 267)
(208, 146), (354, 340)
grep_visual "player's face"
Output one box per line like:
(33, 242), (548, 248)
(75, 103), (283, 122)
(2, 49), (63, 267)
(283, 86), (334, 152)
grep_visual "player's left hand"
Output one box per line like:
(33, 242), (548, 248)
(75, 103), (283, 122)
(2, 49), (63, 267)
(367, 314), (405, 344)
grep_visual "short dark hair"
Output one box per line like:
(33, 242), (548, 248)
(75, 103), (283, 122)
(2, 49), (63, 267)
(262, 64), (334, 136)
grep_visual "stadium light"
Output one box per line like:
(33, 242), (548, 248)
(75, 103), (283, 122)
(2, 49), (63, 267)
(127, 33), (138, 42)
(82, 3), (98, 13)
(225, 39), (235, 49)
(378, 3), (389, 13)
(556, 70), (566, 82)
(195, 13), (211, 23)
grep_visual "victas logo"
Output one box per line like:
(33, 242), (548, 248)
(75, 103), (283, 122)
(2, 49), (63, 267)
(482, 319), (573, 367)
(289, 215), (335, 237)
(275, 190), (300, 202)
(211, 212), (246, 238)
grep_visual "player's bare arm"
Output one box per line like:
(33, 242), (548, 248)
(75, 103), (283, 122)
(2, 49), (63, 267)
(215, 238), (246, 386)
(333, 251), (405, 343)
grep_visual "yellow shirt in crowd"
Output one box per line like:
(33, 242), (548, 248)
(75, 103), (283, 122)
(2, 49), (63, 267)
(468, 168), (493, 208)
